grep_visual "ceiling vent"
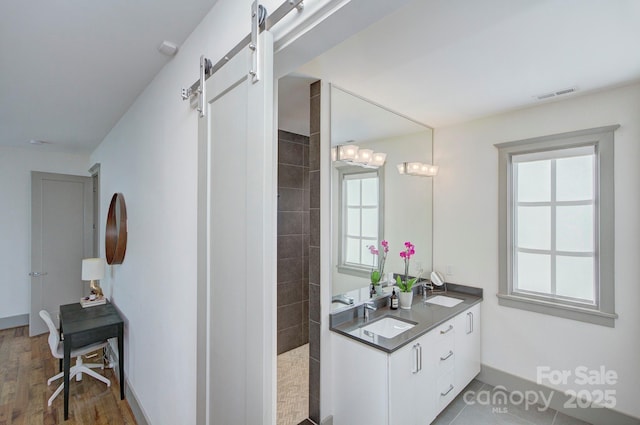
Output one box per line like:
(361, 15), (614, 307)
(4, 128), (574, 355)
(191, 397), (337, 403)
(535, 86), (579, 101)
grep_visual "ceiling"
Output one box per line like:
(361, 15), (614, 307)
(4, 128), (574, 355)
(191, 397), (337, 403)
(2, 0), (639, 153)
(280, 0), (640, 135)
(0, 0), (218, 153)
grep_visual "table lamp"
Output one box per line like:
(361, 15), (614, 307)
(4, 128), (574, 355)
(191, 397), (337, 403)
(82, 258), (105, 298)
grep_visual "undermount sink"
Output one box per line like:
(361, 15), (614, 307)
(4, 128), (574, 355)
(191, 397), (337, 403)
(424, 295), (464, 308)
(360, 317), (416, 339)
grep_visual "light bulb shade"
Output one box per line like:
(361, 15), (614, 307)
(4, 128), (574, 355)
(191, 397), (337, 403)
(407, 162), (422, 173)
(355, 149), (373, 163)
(338, 145), (359, 161)
(331, 147), (337, 161)
(397, 162), (438, 177)
(425, 165), (439, 176)
(370, 152), (387, 166)
(82, 258), (105, 281)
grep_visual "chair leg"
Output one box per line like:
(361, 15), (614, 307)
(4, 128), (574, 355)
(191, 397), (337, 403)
(46, 364), (110, 406)
(47, 370), (64, 386)
(76, 366), (111, 387)
(84, 362), (104, 370)
(48, 381), (65, 406)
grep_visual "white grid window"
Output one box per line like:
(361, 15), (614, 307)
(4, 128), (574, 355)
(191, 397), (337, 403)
(342, 171), (379, 269)
(496, 125), (618, 327)
(512, 146), (597, 305)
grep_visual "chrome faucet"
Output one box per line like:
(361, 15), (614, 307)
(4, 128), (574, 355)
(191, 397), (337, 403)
(332, 294), (354, 306)
(363, 301), (377, 321)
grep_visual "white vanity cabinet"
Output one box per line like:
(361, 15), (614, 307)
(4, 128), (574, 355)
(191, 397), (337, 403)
(332, 303), (481, 425)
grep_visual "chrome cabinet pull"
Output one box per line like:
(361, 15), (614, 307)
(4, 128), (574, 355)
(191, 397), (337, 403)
(440, 324), (453, 335)
(412, 344), (419, 374)
(467, 312), (473, 334)
(440, 350), (454, 361)
(417, 343), (422, 372)
(441, 384), (454, 397)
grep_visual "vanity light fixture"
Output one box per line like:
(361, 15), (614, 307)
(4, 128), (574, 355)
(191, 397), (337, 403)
(397, 162), (439, 177)
(332, 144), (386, 168)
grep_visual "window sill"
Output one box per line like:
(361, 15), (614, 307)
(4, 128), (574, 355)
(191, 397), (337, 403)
(336, 265), (370, 279)
(497, 293), (618, 327)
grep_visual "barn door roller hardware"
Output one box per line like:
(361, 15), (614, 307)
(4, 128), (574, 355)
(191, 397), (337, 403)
(181, 0), (304, 114)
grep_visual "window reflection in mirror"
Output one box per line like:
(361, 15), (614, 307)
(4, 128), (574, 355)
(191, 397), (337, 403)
(338, 167), (383, 274)
(331, 86), (433, 307)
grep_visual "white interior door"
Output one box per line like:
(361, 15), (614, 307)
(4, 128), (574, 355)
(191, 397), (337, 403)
(197, 30), (276, 425)
(30, 172), (93, 336)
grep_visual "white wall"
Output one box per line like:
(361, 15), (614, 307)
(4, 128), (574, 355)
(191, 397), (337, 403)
(0, 147), (90, 321)
(433, 83), (640, 418)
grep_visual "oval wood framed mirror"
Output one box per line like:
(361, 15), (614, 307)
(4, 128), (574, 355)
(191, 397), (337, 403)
(105, 193), (127, 265)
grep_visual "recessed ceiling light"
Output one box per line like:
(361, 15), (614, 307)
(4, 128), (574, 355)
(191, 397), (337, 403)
(158, 41), (179, 57)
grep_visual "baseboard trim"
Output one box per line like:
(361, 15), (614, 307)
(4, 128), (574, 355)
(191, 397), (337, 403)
(0, 314), (28, 330)
(478, 364), (640, 425)
(125, 379), (151, 425)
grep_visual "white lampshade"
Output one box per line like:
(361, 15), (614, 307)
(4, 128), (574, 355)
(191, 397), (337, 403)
(425, 165), (439, 176)
(407, 162), (422, 174)
(370, 152), (387, 166)
(338, 144), (359, 161)
(397, 162), (438, 177)
(355, 149), (373, 164)
(82, 258), (105, 281)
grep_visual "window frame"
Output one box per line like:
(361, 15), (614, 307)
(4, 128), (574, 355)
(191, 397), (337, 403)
(336, 166), (384, 277)
(495, 125), (618, 327)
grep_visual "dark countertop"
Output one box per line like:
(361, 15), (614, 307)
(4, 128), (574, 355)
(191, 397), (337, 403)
(330, 286), (482, 353)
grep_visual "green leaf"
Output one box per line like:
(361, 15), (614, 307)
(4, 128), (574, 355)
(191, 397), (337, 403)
(371, 270), (381, 284)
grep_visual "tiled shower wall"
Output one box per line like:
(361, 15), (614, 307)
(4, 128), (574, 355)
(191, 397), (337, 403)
(307, 80), (321, 424)
(277, 130), (310, 355)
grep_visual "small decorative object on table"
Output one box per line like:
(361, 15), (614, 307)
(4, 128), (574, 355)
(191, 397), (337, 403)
(368, 240), (389, 297)
(396, 241), (420, 309)
(80, 295), (106, 308)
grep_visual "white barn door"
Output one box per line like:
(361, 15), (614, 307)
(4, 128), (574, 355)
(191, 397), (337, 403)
(197, 29), (276, 425)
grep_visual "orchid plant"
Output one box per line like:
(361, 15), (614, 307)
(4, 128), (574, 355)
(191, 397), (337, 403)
(367, 240), (389, 285)
(396, 241), (419, 293)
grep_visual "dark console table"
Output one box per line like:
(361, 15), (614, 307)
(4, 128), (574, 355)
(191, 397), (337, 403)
(59, 302), (124, 420)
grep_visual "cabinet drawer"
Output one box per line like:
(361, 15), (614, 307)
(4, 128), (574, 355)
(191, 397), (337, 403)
(434, 337), (455, 373)
(432, 317), (456, 341)
(437, 370), (456, 410)
(424, 333), (455, 373)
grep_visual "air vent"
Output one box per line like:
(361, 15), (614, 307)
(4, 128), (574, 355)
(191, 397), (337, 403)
(535, 86), (579, 100)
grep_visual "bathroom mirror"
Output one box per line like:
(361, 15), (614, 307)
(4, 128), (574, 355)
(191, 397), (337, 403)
(331, 86), (433, 309)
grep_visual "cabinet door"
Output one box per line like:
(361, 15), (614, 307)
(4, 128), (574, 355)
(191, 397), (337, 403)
(332, 334), (389, 425)
(454, 303), (481, 391)
(389, 334), (436, 425)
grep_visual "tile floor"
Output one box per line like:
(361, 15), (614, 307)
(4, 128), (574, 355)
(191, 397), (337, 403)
(278, 344), (309, 425)
(434, 379), (592, 425)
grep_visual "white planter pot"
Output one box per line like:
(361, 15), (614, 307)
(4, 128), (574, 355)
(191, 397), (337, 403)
(398, 291), (413, 309)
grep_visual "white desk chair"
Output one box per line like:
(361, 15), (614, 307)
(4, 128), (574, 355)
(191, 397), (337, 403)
(39, 310), (111, 406)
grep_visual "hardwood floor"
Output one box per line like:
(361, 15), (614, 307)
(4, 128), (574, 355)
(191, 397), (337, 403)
(0, 326), (137, 425)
